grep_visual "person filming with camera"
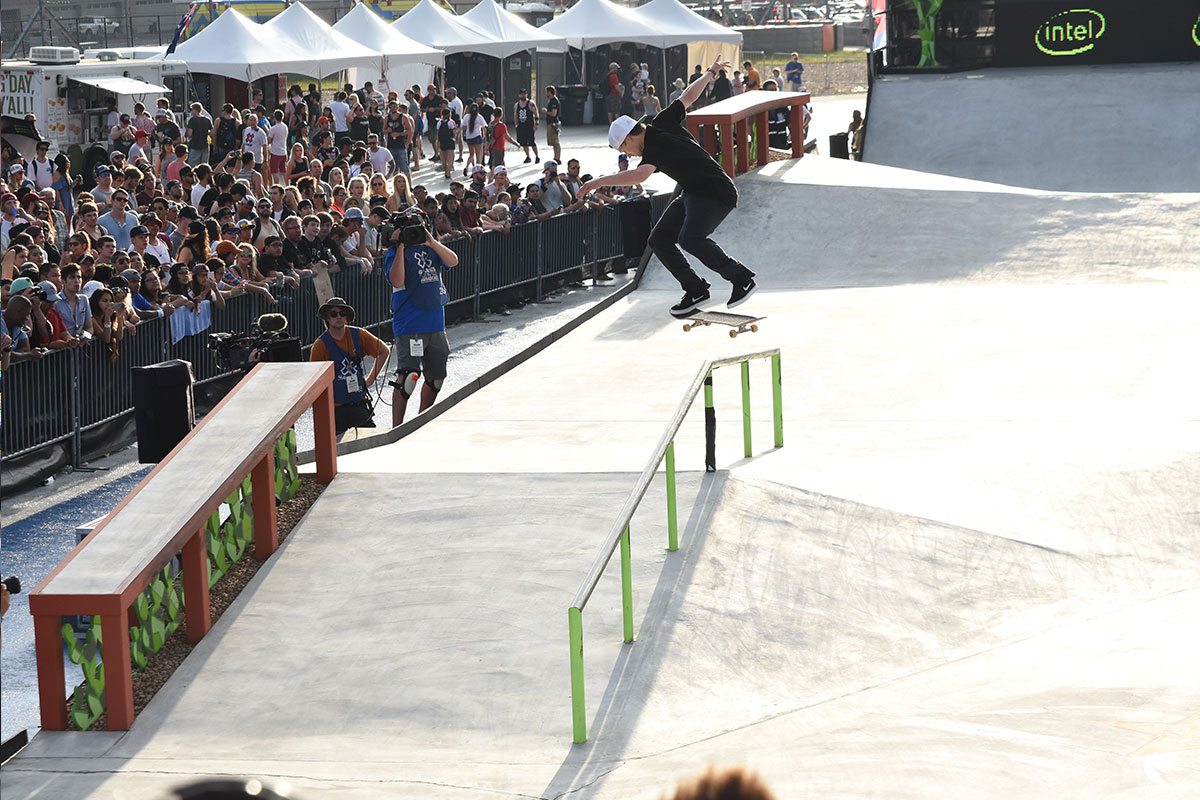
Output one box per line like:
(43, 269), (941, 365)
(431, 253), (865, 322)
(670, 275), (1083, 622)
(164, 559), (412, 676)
(309, 298), (389, 435)
(386, 209), (458, 427)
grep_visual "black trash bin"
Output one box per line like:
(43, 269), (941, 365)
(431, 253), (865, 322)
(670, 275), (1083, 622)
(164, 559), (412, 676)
(829, 132), (850, 159)
(132, 359), (195, 463)
(561, 85), (588, 126)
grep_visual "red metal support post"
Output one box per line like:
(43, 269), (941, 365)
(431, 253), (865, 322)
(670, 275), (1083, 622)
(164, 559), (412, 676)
(735, 119), (749, 175)
(181, 528), (212, 645)
(313, 385), (338, 483)
(720, 121), (735, 178)
(34, 612), (69, 730)
(101, 610), (134, 729)
(252, 449), (278, 558)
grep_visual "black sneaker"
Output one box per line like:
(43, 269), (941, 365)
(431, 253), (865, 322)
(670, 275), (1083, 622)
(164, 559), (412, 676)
(523, 156), (532, 163)
(727, 278), (757, 309)
(670, 284), (711, 318)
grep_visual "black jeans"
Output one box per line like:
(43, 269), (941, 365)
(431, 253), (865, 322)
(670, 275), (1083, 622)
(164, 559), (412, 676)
(334, 399), (375, 435)
(648, 192), (752, 294)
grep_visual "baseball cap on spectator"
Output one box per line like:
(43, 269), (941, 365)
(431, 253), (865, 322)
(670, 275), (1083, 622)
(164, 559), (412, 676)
(155, 108), (168, 117)
(120, 114), (131, 124)
(542, 160), (558, 171)
(491, 165), (506, 176)
(618, 153), (630, 163)
(141, 212), (161, 228)
(82, 280), (105, 298)
(214, 240), (240, 257)
(236, 219), (254, 230)
(470, 164), (487, 177)
(187, 220), (206, 235)
(120, 269), (141, 282)
(318, 116), (330, 125)
(370, 205), (389, 220)
(222, 225), (238, 235)
(1, 191), (16, 206)
(179, 205), (199, 221)
(95, 165), (111, 177)
(166, 179), (182, 190)
(109, 275), (129, 290)
(8, 164), (24, 176)
(607, 115), (644, 150)
(129, 225), (149, 238)
(10, 277), (35, 295)
(135, 130), (148, 140)
(343, 207), (365, 221)
(447, 87), (457, 96)
(37, 280), (62, 302)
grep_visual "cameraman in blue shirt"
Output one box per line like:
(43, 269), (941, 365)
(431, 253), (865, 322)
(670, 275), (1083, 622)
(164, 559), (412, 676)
(386, 209), (459, 426)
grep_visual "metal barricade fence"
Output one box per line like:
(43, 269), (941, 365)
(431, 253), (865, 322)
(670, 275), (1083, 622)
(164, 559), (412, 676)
(2, 198), (673, 462)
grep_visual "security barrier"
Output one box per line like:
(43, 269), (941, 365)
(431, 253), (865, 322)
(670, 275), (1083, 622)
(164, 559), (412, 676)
(2, 196), (673, 463)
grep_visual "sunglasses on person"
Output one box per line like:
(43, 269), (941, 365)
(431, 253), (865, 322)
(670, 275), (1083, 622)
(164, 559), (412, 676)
(314, 193), (326, 198)
(37, 145), (49, 152)
(113, 196), (129, 203)
(326, 309), (349, 318)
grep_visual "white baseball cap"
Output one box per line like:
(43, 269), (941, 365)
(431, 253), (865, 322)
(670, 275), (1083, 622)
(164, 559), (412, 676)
(607, 115), (644, 150)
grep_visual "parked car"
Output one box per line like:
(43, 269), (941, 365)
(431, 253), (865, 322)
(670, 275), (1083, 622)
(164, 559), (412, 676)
(78, 17), (120, 36)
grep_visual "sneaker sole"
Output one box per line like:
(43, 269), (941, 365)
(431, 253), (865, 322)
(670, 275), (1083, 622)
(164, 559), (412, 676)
(727, 283), (757, 309)
(669, 294), (711, 318)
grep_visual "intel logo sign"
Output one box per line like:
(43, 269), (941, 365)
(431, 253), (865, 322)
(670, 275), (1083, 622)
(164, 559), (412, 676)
(1036, 9), (1107, 56)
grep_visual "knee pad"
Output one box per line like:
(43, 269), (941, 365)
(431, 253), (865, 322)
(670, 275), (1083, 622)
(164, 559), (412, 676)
(427, 378), (444, 394)
(391, 370), (421, 400)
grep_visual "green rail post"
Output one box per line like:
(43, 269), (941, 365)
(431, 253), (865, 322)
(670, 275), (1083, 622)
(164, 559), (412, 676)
(771, 353), (783, 448)
(741, 360), (752, 457)
(569, 606), (587, 743)
(620, 524), (634, 643)
(666, 440), (678, 552)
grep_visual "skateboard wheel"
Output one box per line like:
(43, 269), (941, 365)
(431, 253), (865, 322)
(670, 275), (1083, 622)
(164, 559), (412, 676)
(729, 330), (737, 338)
(750, 324), (758, 333)
(682, 323), (691, 332)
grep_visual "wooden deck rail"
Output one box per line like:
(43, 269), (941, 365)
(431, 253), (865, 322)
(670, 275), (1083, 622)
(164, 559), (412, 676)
(28, 362), (337, 731)
(685, 90), (811, 179)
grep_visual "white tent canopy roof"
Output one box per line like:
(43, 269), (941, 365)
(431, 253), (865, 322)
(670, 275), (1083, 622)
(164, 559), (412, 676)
(265, 3), (385, 77)
(628, 0), (743, 47)
(393, 0), (507, 57)
(166, 9), (311, 82)
(460, 0), (568, 56)
(540, 0), (666, 49)
(332, 3), (445, 66)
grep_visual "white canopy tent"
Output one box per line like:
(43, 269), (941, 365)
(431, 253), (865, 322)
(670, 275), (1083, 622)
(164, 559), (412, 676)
(628, 0), (742, 48)
(332, 3), (444, 97)
(460, 0), (568, 57)
(392, 0), (506, 57)
(540, 0), (662, 50)
(166, 9), (310, 82)
(264, 3), (385, 78)
(629, 0), (742, 87)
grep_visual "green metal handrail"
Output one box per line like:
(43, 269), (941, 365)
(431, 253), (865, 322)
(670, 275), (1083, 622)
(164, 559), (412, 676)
(567, 349), (783, 743)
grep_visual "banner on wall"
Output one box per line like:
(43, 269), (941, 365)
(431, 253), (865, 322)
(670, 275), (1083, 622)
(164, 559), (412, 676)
(871, 0), (887, 51)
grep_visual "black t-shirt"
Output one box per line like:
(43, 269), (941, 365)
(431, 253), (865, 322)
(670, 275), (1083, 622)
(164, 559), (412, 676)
(639, 100), (736, 206)
(156, 120), (182, 144)
(350, 112), (371, 143)
(545, 96), (561, 124)
(421, 94), (444, 130)
(515, 99), (535, 128)
(368, 112), (384, 139)
(186, 115), (212, 150)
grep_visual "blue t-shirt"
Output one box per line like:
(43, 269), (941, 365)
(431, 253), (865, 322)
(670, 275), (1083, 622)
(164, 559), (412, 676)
(52, 175), (74, 218)
(386, 244), (451, 337)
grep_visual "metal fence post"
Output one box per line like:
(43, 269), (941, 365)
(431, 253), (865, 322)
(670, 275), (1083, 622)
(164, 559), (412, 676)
(590, 209), (600, 286)
(704, 371), (715, 472)
(568, 606), (586, 743)
(741, 360), (752, 458)
(666, 440), (678, 551)
(472, 240), (482, 321)
(535, 225), (544, 301)
(771, 353), (783, 448)
(620, 524), (634, 643)
(69, 347), (82, 468)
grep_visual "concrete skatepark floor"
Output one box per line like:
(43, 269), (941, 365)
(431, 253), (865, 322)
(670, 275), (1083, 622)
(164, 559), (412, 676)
(4, 66), (1198, 798)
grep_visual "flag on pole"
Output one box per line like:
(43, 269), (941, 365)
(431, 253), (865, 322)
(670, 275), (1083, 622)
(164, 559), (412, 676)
(871, 0), (888, 52)
(165, 2), (199, 56)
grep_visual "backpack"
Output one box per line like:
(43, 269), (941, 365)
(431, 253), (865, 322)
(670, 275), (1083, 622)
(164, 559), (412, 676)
(597, 76), (610, 97)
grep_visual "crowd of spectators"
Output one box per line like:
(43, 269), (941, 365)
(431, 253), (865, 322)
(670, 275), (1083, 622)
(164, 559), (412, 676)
(1, 78), (654, 368)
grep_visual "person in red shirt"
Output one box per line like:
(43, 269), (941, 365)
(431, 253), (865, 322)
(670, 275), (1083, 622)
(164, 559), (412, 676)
(488, 108), (518, 169)
(31, 281), (75, 349)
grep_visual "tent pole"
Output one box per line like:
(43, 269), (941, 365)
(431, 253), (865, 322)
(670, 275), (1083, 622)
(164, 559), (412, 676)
(661, 47), (667, 96)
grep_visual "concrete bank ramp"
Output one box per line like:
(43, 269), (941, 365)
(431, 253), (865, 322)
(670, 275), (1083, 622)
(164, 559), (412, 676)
(6, 470), (1197, 798)
(865, 62), (1200, 193)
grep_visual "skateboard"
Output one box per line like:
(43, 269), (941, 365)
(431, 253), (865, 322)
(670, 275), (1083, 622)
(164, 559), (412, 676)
(681, 311), (764, 338)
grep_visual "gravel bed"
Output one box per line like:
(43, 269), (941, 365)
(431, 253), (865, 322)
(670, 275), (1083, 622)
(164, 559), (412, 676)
(67, 477), (326, 731)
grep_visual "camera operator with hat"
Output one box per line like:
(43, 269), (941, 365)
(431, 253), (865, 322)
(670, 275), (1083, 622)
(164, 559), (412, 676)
(385, 209), (459, 427)
(309, 297), (389, 435)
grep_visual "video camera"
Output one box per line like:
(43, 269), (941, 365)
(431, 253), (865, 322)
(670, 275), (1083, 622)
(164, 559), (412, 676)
(390, 209), (432, 246)
(208, 313), (302, 374)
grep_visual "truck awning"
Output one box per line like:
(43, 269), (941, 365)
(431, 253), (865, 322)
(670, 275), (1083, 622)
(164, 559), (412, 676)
(69, 75), (171, 96)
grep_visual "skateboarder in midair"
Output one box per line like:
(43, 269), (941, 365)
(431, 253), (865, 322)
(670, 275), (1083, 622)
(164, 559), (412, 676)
(579, 56), (756, 318)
